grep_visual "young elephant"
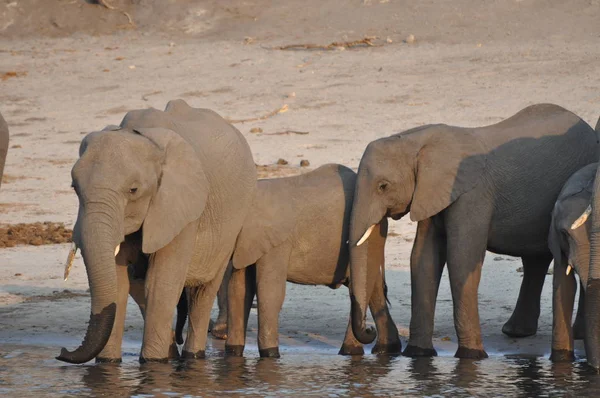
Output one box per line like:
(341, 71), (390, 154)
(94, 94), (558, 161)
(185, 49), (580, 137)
(549, 162), (596, 362)
(223, 164), (401, 358)
(348, 104), (600, 359)
(57, 99), (256, 364)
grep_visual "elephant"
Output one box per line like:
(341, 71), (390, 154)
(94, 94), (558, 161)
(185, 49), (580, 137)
(576, 116), (600, 371)
(218, 164), (401, 358)
(56, 99), (257, 364)
(548, 162), (596, 362)
(347, 103), (600, 359)
(0, 111), (8, 190)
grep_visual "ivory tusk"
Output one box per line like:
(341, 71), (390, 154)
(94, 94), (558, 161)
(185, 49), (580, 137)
(115, 244), (121, 257)
(356, 224), (376, 246)
(571, 204), (591, 230)
(566, 265), (573, 276)
(64, 242), (78, 281)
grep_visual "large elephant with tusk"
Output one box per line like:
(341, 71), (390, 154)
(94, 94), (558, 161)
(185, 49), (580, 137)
(348, 104), (600, 359)
(57, 99), (256, 364)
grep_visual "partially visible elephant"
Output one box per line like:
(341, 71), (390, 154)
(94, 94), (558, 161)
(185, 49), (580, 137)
(578, 117), (600, 371)
(0, 111), (9, 190)
(548, 162), (596, 361)
(348, 104), (600, 359)
(57, 99), (256, 364)
(221, 164), (401, 358)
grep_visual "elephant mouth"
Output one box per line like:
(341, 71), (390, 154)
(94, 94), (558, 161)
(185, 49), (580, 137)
(389, 209), (409, 220)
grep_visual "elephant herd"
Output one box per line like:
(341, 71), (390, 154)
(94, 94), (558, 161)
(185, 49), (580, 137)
(2, 99), (600, 371)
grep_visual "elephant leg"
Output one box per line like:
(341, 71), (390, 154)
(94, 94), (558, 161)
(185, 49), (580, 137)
(403, 218), (446, 357)
(182, 258), (230, 359)
(573, 281), (586, 340)
(550, 252), (577, 361)
(140, 221), (197, 362)
(96, 264), (130, 363)
(255, 243), (290, 358)
(444, 203), (490, 359)
(225, 265), (256, 357)
(502, 254), (552, 338)
(211, 262), (232, 340)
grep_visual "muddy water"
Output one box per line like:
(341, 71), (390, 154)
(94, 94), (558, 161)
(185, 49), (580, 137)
(2, 345), (600, 397)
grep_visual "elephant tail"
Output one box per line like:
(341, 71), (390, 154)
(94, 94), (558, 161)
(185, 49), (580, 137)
(175, 289), (188, 345)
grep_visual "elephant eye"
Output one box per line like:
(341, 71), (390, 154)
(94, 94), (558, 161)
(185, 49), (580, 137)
(129, 187), (138, 194)
(378, 182), (388, 193)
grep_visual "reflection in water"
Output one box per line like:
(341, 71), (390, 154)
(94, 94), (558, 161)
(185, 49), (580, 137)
(3, 346), (600, 397)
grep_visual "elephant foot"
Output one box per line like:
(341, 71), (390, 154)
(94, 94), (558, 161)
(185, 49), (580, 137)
(139, 356), (169, 364)
(550, 349), (575, 362)
(371, 340), (402, 355)
(502, 318), (537, 338)
(225, 345), (245, 357)
(95, 357), (122, 364)
(455, 346), (488, 359)
(338, 344), (364, 356)
(181, 350), (206, 360)
(402, 345), (437, 357)
(259, 347), (280, 358)
(210, 322), (228, 340)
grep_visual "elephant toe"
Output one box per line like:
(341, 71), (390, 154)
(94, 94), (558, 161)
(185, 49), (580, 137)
(259, 347), (280, 358)
(371, 340), (402, 355)
(181, 350), (206, 360)
(550, 349), (575, 362)
(338, 344), (365, 356)
(402, 345), (437, 357)
(225, 345), (245, 357)
(455, 346), (488, 359)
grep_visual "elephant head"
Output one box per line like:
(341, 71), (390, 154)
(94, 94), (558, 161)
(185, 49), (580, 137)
(57, 115), (208, 364)
(349, 126), (486, 343)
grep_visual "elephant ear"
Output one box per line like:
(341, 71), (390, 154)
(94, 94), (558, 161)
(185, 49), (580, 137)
(134, 127), (209, 254)
(232, 185), (296, 269)
(410, 128), (487, 222)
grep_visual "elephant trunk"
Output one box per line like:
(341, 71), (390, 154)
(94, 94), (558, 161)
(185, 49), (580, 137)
(348, 175), (384, 345)
(56, 204), (122, 364)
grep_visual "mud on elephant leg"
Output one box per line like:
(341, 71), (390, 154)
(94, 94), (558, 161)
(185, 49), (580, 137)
(502, 254), (552, 338)
(370, 283), (402, 355)
(210, 262), (232, 340)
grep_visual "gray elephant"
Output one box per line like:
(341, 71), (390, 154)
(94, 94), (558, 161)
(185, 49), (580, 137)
(548, 162), (596, 362)
(348, 103), (600, 359)
(575, 117), (600, 371)
(0, 111), (8, 190)
(220, 164), (401, 358)
(56, 99), (257, 363)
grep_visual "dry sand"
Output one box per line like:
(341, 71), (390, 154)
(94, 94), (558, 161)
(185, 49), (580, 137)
(1, 0), (599, 358)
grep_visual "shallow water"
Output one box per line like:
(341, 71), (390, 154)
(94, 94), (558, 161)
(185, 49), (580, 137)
(2, 345), (600, 397)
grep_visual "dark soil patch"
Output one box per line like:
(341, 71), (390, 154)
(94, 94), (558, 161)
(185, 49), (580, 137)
(0, 222), (72, 248)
